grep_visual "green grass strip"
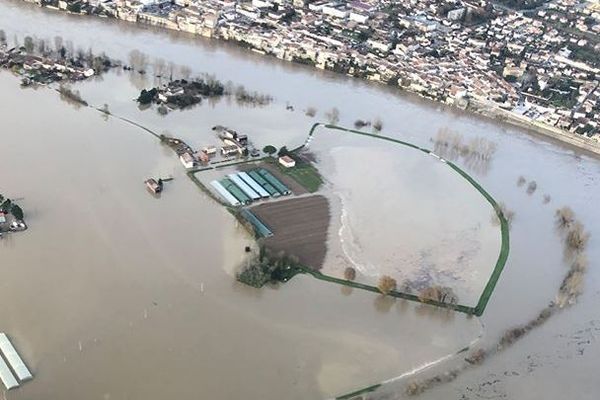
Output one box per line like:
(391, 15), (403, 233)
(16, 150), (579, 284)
(336, 383), (382, 400)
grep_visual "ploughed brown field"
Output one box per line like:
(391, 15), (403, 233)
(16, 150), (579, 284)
(250, 195), (330, 269)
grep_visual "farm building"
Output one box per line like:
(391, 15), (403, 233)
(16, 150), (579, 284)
(203, 146), (217, 155)
(196, 151), (210, 164)
(240, 209), (273, 238)
(248, 170), (280, 197)
(221, 145), (240, 156)
(278, 155), (296, 168)
(257, 168), (291, 195)
(238, 172), (270, 198)
(145, 178), (162, 194)
(179, 152), (197, 169)
(210, 180), (241, 206)
(228, 174), (261, 201)
(220, 178), (252, 204)
(0, 333), (32, 390)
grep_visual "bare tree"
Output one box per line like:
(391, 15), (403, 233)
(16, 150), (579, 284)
(373, 117), (383, 132)
(526, 181), (537, 195)
(305, 106), (317, 117)
(543, 194), (551, 204)
(565, 222), (589, 252)
(325, 107), (340, 124)
(54, 36), (63, 55)
(343, 267), (356, 281)
(492, 202), (514, 228)
(377, 275), (397, 295)
(555, 206), (575, 230)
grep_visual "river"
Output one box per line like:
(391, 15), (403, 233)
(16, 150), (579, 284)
(0, 1), (599, 399)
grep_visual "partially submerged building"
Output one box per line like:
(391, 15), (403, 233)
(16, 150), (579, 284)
(179, 152), (197, 169)
(0, 333), (32, 390)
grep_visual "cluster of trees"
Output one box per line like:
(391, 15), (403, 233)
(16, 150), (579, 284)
(556, 207), (590, 253)
(237, 246), (302, 288)
(377, 275), (397, 295)
(404, 203), (592, 397)
(230, 85), (272, 106)
(137, 88), (158, 105)
(353, 118), (383, 132)
(58, 85), (88, 107)
(418, 285), (459, 305)
(432, 128), (497, 174)
(262, 145), (293, 159)
(262, 145), (277, 156)
(492, 202), (515, 228)
(305, 107), (317, 117)
(0, 194), (24, 221)
(325, 107), (340, 124)
(137, 77), (273, 111)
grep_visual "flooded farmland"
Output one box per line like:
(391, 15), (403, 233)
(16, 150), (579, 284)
(0, 1), (599, 399)
(311, 128), (502, 307)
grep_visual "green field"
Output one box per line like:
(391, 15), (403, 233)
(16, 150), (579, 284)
(281, 162), (323, 193)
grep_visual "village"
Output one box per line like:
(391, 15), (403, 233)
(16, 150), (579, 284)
(0, 39), (115, 86)
(145, 124), (307, 192)
(20, 0), (600, 142)
(136, 76), (273, 114)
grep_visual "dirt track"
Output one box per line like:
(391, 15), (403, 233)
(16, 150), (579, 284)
(250, 195), (330, 269)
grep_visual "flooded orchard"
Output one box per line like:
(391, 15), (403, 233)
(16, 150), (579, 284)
(1, 1), (600, 399)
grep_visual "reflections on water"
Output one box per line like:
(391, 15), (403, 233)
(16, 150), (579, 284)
(0, 70), (483, 399)
(0, 1), (600, 398)
(313, 130), (501, 307)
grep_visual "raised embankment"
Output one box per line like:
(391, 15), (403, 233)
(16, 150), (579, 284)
(292, 123), (510, 317)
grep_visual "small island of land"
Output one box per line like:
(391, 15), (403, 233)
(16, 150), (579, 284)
(189, 122), (509, 317)
(0, 194), (27, 237)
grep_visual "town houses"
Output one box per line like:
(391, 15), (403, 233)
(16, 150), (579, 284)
(19, 0), (600, 139)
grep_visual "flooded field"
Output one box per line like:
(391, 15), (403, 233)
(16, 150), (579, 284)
(311, 128), (502, 307)
(1, 1), (599, 399)
(0, 71), (483, 399)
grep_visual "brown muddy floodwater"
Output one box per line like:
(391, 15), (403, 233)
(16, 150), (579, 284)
(0, 72), (482, 399)
(1, 1), (600, 399)
(311, 128), (501, 306)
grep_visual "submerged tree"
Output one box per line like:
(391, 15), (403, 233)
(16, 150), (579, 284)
(526, 180), (537, 195)
(263, 145), (277, 156)
(565, 222), (589, 252)
(555, 206), (575, 230)
(305, 106), (317, 117)
(377, 275), (397, 295)
(373, 117), (383, 132)
(10, 204), (24, 221)
(0, 198), (12, 212)
(343, 267), (356, 281)
(325, 107), (340, 124)
(418, 285), (458, 304)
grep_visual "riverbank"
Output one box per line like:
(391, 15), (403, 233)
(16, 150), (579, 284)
(1, 69), (489, 400)
(13, 0), (600, 158)
(468, 98), (600, 157)
(2, 10), (600, 397)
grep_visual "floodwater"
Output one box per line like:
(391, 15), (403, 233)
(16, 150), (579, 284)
(0, 1), (599, 399)
(312, 129), (501, 306)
